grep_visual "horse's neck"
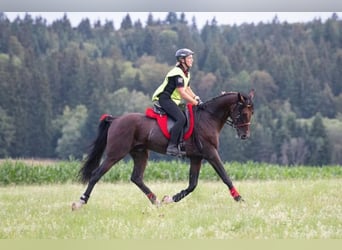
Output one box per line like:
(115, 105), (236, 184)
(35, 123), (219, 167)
(207, 93), (237, 123)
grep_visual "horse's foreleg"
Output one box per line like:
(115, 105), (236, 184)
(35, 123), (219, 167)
(206, 151), (243, 202)
(130, 150), (159, 205)
(164, 157), (202, 204)
(72, 158), (115, 211)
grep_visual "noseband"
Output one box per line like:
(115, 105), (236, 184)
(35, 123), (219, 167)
(227, 120), (251, 128)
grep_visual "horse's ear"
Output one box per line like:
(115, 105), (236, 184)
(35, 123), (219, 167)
(249, 89), (255, 100)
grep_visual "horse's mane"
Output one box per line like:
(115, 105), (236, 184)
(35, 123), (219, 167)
(204, 91), (238, 104)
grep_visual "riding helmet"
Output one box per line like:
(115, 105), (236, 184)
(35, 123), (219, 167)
(175, 48), (194, 61)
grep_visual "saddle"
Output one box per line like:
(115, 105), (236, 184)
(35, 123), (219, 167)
(145, 102), (195, 141)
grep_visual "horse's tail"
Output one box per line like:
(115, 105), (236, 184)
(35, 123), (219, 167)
(79, 114), (114, 183)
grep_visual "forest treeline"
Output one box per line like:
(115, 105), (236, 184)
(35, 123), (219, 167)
(0, 12), (341, 165)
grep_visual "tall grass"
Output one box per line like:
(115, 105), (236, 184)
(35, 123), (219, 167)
(0, 159), (341, 185)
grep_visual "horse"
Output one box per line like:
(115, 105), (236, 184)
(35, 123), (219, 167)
(72, 89), (255, 210)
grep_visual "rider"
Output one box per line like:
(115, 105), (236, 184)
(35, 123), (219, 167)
(152, 48), (202, 156)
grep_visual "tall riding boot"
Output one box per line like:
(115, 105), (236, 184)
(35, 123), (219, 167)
(166, 142), (179, 156)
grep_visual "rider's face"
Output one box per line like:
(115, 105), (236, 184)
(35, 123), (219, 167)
(183, 55), (193, 68)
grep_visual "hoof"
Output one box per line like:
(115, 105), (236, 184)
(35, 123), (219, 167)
(161, 195), (174, 204)
(71, 200), (85, 211)
(234, 195), (245, 202)
(153, 199), (161, 207)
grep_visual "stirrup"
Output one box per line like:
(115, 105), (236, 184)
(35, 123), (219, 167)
(166, 145), (186, 157)
(166, 144), (179, 156)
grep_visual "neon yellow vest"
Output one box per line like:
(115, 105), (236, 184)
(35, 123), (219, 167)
(152, 67), (190, 105)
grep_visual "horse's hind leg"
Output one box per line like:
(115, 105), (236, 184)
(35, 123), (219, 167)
(72, 157), (118, 210)
(130, 149), (159, 205)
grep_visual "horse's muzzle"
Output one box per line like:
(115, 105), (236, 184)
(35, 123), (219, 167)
(239, 130), (250, 140)
(240, 134), (248, 140)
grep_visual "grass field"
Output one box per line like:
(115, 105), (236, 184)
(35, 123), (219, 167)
(0, 179), (341, 239)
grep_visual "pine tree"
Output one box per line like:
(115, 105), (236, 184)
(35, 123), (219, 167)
(306, 113), (331, 166)
(120, 14), (133, 30)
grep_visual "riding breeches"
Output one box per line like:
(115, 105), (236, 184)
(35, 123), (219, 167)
(158, 97), (186, 145)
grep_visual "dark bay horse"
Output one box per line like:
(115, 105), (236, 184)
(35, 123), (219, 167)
(72, 89), (255, 210)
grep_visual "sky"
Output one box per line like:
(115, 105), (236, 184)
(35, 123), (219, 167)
(4, 12), (341, 29)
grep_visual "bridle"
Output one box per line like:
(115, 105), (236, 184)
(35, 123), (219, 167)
(225, 102), (252, 129)
(226, 119), (250, 128)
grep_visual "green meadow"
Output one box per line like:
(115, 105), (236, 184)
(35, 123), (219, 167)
(0, 159), (341, 239)
(0, 180), (341, 239)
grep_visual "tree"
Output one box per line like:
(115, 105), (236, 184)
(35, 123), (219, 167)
(165, 12), (178, 25)
(142, 28), (156, 55)
(146, 13), (156, 26)
(0, 12), (11, 53)
(248, 106), (276, 162)
(120, 14), (133, 30)
(8, 36), (25, 60)
(134, 55), (170, 93)
(196, 72), (217, 100)
(306, 113), (331, 166)
(331, 49), (342, 96)
(100, 87), (151, 116)
(324, 14), (340, 48)
(58, 43), (86, 108)
(280, 137), (308, 165)
(24, 57), (54, 157)
(117, 61), (140, 90)
(56, 105), (88, 159)
(158, 29), (178, 63)
(318, 85), (337, 118)
(202, 46), (231, 78)
(0, 107), (15, 157)
(179, 12), (188, 25)
(250, 70), (278, 105)
(227, 70), (251, 94)
(103, 20), (114, 32)
(50, 13), (73, 50)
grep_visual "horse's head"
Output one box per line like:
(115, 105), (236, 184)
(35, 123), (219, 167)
(230, 89), (255, 140)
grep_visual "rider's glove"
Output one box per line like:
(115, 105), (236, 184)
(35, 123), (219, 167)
(195, 96), (204, 108)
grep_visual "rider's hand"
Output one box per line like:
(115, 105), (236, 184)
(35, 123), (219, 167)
(195, 96), (203, 104)
(196, 98), (204, 108)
